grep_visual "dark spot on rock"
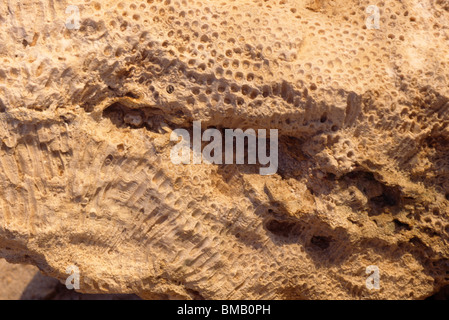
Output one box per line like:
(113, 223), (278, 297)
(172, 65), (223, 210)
(265, 219), (302, 238)
(310, 235), (332, 250)
(166, 85), (175, 94)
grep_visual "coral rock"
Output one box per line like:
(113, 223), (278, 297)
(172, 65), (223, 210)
(0, 0), (448, 299)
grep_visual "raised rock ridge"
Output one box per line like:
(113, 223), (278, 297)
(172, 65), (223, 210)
(0, 0), (448, 299)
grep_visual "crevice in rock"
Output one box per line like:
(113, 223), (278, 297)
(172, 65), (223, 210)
(264, 218), (303, 239)
(309, 235), (332, 250)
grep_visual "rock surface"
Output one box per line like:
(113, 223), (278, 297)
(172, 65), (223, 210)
(0, 0), (448, 299)
(0, 258), (140, 299)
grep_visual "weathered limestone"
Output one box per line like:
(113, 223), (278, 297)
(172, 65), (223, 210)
(0, 0), (448, 299)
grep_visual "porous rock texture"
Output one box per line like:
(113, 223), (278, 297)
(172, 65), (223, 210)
(0, 0), (448, 300)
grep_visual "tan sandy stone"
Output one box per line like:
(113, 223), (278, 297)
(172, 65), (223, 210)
(0, 0), (448, 299)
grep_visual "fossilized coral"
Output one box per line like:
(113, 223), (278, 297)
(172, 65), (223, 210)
(0, 0), (448, 299)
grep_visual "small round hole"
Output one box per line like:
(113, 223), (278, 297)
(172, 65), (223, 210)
(166, 85), (174, 94)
